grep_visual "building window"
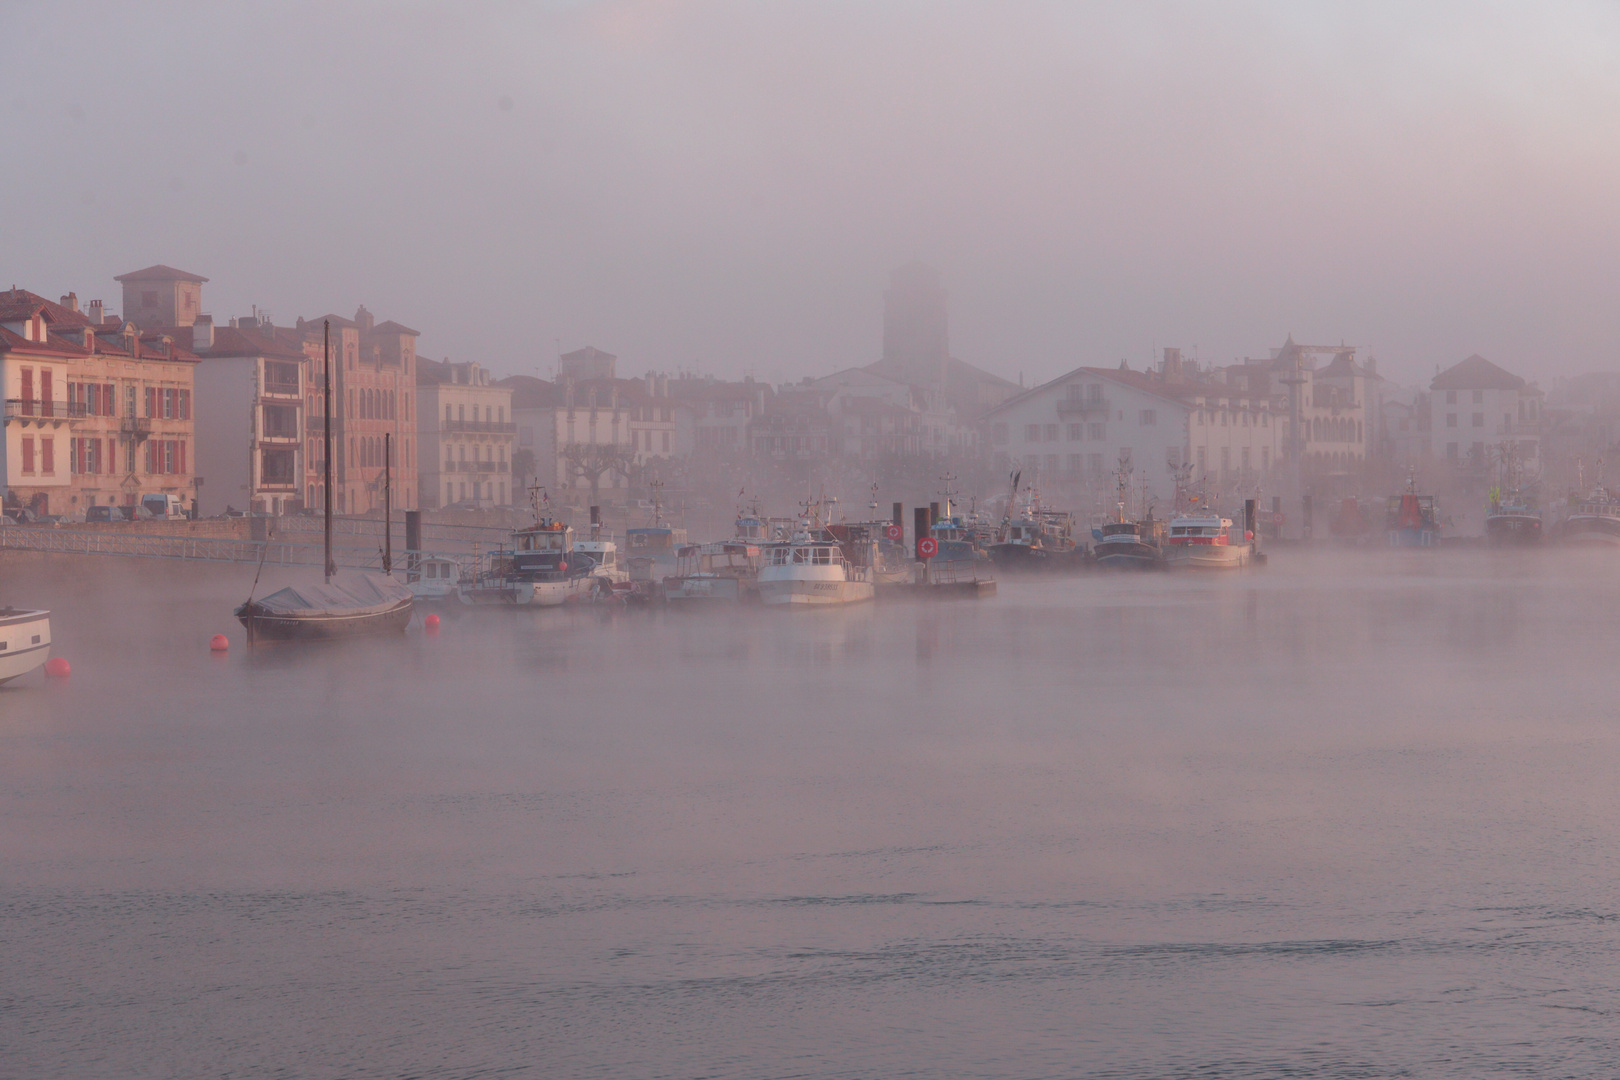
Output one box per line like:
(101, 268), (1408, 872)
(1067, 423), (1082, 441)
(1043, 423), (1058, 442)
(1446, 391), (1457, 404)
(20, 436), (34, 474)
(1088, 453), (1103, 473)
(1024, 424), (1040, 442)
(1066, 383), (1081, 401)
(1087, 384), (1102, 403)
(1139, 410), (1155, 426)
(1241, 447), (1250, 470)
(1087, 422), (1105, 440)
(1069, 453), (1083, 472)
(1472, 413), (1483, 427)
(1447, 413), (1457, 428)
(1472, 390), (1484, 404)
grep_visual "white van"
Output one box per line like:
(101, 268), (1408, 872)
(140, 493), (189, 520)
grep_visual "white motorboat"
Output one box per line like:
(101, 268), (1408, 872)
(757, 525), (875, 607)
(663, 541), (763, 603)
(0, 607), (51, 684)
(1163, 512), (1253, 569)
(572, 539), (629, 585)
(405, 555), (464, 602)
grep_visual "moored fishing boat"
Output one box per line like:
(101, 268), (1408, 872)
(405, 555), (464, 602)
(0, 607), (51, 684)
(458, 519), (602, 606)
(1385, 474), (1441, 547)
(1163, 511), (1253, 569)
(757, 518), (874, 607)
(1559, 488), (1620, 545)
(1092, 519), (1165, 568)
(1485, 491), (1542, 546)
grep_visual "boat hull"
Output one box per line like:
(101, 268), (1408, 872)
(1561, 516), (1620, 545)
(757, 578), (875, 606)
(0, 609), (51, 685)
(1486, 514), (1542, 545)
(1094, 541), (1164, 569)
(235, 598), (414, 641)
(664, 576), (749, 603)
(1165, 544), (1252, 569)
(1387, 528), (1441, 548)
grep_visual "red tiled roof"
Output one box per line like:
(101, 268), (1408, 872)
(370, 319), (420, 336)
(0, 325), (89, 357)
(0, 288), (93, 328)
(114, 264), (208, 283)
(205, 324), (308, 360)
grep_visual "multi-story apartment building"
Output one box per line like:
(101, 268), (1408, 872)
(1, 294), (78, 516)
(193, 315), (307, 515)
(668, 374), (771, 457)
(416, 358), (515, 509)
(2, 286), (199, 518)
(1427, 354), (1543, 477)
(984, 351), (1284, 503)
(292, 306), (420, 514)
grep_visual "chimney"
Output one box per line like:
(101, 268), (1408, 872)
(60, 292), (79, 312)
(88, 299), (103, 325)
(192, 314), (214, 351)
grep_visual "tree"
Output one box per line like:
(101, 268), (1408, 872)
(560, 443), (636, 507)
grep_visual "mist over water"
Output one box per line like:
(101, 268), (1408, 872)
(5, 550), (1620, 1077)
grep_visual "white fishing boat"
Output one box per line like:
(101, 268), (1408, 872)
(572, 539), (629, 585)
(757, 524), (875, 607)
(405, 555), (464, 601)
(1163, 511), (1253, 569)
(0, 607), (51, 684)
(458, 519), (603, 606)
(1561, 488), (1620, 546)
(663, 540), (763, 603)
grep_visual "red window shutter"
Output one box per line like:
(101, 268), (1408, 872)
(105, 384), (115, 416)
(181, 389), (190, 420)
(20, 368), (33, 409)
(21, 437), (33, 473)
(144, 441), (152, 473)
(178, 440), (186, 474)
(146, 387), (155, 418)
(41, 370), (52, 416)
(42, 437), (53, 474)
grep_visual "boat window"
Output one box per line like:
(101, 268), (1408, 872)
(791, 547), (808, 563)
(772, 548), (788, 565)
(813, 547), (831, 565)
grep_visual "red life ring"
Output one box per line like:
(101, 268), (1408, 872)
(918, 537), (939, 559)
(884, 523), (902, 541)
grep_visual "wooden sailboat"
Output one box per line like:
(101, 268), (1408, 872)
(235, 320), (413, 642)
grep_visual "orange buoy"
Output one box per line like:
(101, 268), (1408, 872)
(44, 657), (70, 678)
(424, 613), (441, 631)
(210, 634), (229, 652)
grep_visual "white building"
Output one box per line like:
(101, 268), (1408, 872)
(417, 358), (515, 509)
(1427, 354), (1543, 476)
(984, 358), (1283, 506)
(192, 318), (306, 516)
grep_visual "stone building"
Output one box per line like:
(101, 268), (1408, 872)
(1427, 354), (1543, 478)
(192, 315), (307, 516)
(416, 357), (515, 509)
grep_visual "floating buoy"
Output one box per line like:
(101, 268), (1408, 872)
(44, 657), (70, 678)
(423, 613), (441, 632)
(210, 634), (229, 652)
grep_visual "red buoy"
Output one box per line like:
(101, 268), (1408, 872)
(424, 613), (441, 631)
(44, 657), (70, 678)
(210, 634), (229, 652)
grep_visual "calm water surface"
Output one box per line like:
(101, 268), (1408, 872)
(4, 549), (1620, 1078)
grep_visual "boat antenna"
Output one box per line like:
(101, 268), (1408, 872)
(382, 431), (393, 575)
(323, 320), (335, 582)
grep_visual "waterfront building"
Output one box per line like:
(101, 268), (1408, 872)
(1427, 354), (1543, 479)
(416, 357), (515, 508)
(292, 306), (420, 514)
(2, 286), (200, 518)
(983, 349), (1284, 504)
(192, 315), (307, 516)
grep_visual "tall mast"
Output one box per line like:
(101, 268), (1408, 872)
(323, 320), (335, 582)
(383, 432), (393, 575)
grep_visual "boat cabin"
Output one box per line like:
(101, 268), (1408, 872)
(626, 526), (688, 557)
(1167, 515), (1234, 546)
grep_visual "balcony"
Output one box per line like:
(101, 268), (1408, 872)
(120, 415), (152, 438)
(260, 381), (302, 398)
(3, 399), (83, 426)
(443, 419), (517, 434)
(1056, 397), (1110, 417)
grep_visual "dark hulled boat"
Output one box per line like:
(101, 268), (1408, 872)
(1485, 492), (1541, 546)
(236, 576), (414, 641)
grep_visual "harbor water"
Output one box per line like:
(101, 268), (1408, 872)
(5, 549), (1620, 1077)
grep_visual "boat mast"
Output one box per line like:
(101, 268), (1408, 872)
(323, 320), (335, 582)
(383, 432), (393, 575)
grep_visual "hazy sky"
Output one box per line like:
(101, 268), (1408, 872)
(6, 2), (1619, 389)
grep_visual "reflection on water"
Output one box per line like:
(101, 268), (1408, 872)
(5, 549), (1620, 1078)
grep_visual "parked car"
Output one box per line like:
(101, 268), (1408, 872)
(85, 505), (117, 522)
(140, 493), (189, 520)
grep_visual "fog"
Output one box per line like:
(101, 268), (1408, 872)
(9, 550), (1620, 1076)
(8, 3), (1620, 384)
